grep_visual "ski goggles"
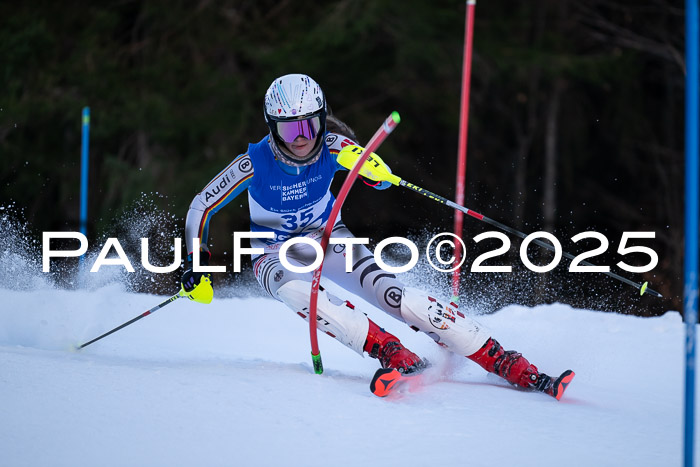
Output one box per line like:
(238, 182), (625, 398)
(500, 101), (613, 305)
(275, 116), (321, 143)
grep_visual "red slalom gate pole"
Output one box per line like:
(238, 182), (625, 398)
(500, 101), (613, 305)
(452, 0), (477, 301)
(308, 112), (401, 374)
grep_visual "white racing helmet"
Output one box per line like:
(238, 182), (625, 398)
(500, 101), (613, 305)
(264, 74), (327, 167)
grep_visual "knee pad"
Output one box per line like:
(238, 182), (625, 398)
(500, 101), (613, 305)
(277, 280), (369, 355)
(399, 287), (490, 356)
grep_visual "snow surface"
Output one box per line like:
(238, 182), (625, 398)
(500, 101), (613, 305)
(0, 280), (695, 467)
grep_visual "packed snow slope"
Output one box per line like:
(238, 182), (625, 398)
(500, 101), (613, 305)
(0, 281), (694, 467)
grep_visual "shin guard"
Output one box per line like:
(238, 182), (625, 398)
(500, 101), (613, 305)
(277, 280), (369, 355)
(399, 287), (490, 357)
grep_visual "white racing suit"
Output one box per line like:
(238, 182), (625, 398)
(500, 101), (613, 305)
(184, 132), (490, 359)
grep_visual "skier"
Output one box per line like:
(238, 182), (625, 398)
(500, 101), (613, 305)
(180, 73), (573, 399)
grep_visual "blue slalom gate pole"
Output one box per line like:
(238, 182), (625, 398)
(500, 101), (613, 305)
(79, 107), (90, 267)
(684, 1), (699, 466)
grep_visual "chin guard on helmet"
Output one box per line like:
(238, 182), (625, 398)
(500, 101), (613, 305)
(263, 73), (327, 167)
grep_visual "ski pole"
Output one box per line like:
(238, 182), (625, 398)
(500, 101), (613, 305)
(76, 272), (213, 349)
(401, 180), (661, 297)
(336, 150), (662, 298)
(77, 291), (184, 350)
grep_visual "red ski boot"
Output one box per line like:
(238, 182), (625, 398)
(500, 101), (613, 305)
(467, 338), (574, 400)
(364, 320), (425, 374)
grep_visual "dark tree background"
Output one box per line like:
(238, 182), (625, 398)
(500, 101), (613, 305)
(0, 0), (693, 316)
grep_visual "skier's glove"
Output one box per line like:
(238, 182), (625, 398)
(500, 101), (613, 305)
(337, 145), (397, 190)
(360, 175), (389, 189)
(180, 245), (213, 304)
